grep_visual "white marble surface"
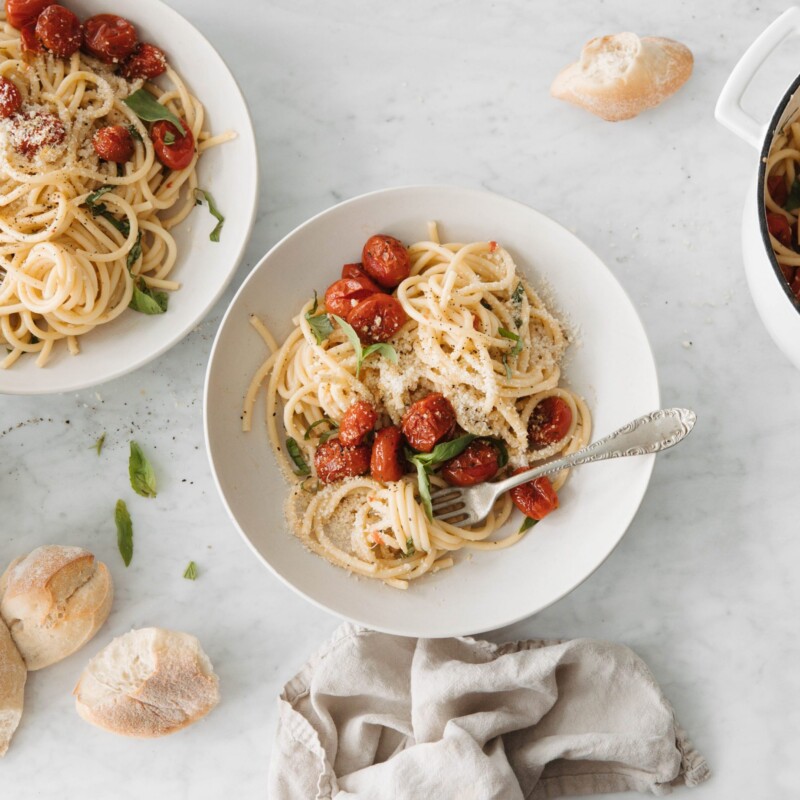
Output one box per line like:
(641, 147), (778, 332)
(3, 0), (800, 796)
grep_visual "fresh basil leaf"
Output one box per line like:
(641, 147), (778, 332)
(304, 417), (339, 440)
(403, 538), (416, 557)
(786, 178), (800, 211)
(502, 354), (512, 380)
(129, 441), (157, 498)
(163, 130), (176, 145)
(490, 437), (509, 468)
(310, 290), (319, 314)
(183, 561), (198, 580)
(512, 283), (525, 303)
(498, 327), (523, 356)
(519, 516), (538, 534)
(126, 231), (142, 269)
(115, 499), (133, 567)
(286, 436), (310, 475)
(362, 341), (398, 365)
(123, 89), (186, 135)
(414, 434), (477, 467)
(413, 458), (433, 520)
(86, 185), (114, 205)
(129, 276), (168, 314)
(306, 309), (333, 344)
(194, 189), (225, 242)
(92, 432), (106, 456)
(127, 124), (143, 142)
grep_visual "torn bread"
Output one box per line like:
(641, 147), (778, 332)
(551, 33), (693, 121)
(0, 545), (113, 670)
(0, 614), (25, 756)
(74, 628), (220, 738)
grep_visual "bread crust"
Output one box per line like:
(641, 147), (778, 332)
(551, 33), (693, 121)
(0, 546), (113, 670)
(74, 628), (220, 738)
(0, 615), (26, 757)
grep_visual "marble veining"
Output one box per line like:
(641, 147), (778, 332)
(3, 0), (800, 796)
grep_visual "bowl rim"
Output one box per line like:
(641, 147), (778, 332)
(203, 184), (661, 637)
(757, 71), (800, 315)
(0, 0), (259, 396)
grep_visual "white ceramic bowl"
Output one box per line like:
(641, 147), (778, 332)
(0, 0), (258, 395)
(204, 186), (660, 638)
(716, 8), (800, 370)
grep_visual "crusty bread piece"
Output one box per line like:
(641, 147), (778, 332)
(551, 33), (693, 121)
(0, 614), (26, 756)
(0, 545), (113, 670)
(74, 628), (220, 738)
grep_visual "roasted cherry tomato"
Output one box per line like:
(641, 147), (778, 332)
(362, 234), (410, 288)
(19, 21), (43, 55)
(11, 111), (65, 157)
(151, 119), (194, 171)
(510, 469), (559, 520)
(767, 212), (794, 248)
(401, 393), (457, 453)
(347, 293), (407, 344)
(82, 13), (137, 63)
(370, 425), (405, 482)
(314, 439), (371, 484)
(120, 42), (167, 80)
(341, 262), (367, 279)
(92, 124), (134, 163)
(5, 0), (52, 29)
(768, 175), (789, 207)
(324, 276), (382, 319)
(441, 439), (501, 487)
(0, 77), (22, 118)
(338, 400), (377, 447)
(35, 4), (81, 57)
(528, 396), (572, 450)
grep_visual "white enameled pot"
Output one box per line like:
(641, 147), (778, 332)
(716, 7), (800, 370)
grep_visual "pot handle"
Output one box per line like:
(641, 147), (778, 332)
(715, 6), (800, 148)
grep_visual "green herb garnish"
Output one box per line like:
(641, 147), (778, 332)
(304, 417), (339, 444)
(129, 275), (168, 314)
(490, 437), (509, 468)
(126, 231), (142, 269)
(286, 436), (310, 475)
(194, 189), (225, 242)
(331, 315), (398, 379)
(123, 89), (186, 135)
(512, 283), (525, 304)
(127, 124), (143, 142)
(786, 177), (800, 211)
(92, 432), (106, 455)
(183, 561), (198, 580)
(115, 499), (133, 566)
(502, 354), (512, 380)
(519, 516), (538, 534)
(403, 538), (416, 557)
(304, 292), (334, 343)
(83, 186), (131, 236)
(498, 327), (523, 356)
(129, 441), (157, 498)
(163, 130), (176, 145)
(405, 434), (477, 520)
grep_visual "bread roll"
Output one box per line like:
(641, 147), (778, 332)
(0, 615), (25, 757)
(0, 545), (113, 670)
(551, 33), (693, 121)
(74, 628), (220, 737)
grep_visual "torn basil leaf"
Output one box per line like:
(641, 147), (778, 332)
(332, 314), (397, 378)
(123, 89), (186, 135)
(786, 177), (800, 211)
(194, 189), (225, 242)
(129, 275), (168, 315)
(519, 516), (538, 534)
(129, 441), (157, 498)
(286, 436), (310, 475)
(126, 231), (142, 269)
(498, 327), (523, 356)
(115, 500), (133, 567)
(183, 561), (198, 580)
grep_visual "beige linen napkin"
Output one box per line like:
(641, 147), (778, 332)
(269, 624), (709, 799)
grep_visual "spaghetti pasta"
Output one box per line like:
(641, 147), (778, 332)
(0, 10), (231, 368)
(244, 224), (592, 589)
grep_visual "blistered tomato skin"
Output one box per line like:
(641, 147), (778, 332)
(19, 21), (43, 55)
(767, 212), (794, 248)
(362, 234), (410, 288)
(510, 469), (559, 520)
(347, 293), (407, 345)
(151, 119), (195, 171)
(35, 4), (82, 58)
(93, 125), (134, 163)
(82, 14), (137, 63)
(5, 0), (53, 30)
(338, 401), (377, 447)
(370, 426), (406, 482)
(528, 396), (573, 450)
(314, 439), (371, 484)
(0, 77), (22, 118)
(341, 263), (367, 280)
(324, 276), (382, 319)
(768, 175), (789, 207)
(441, 439), (501, 486)
(120, 42), (167, 80)
(401, 393), (457, 453)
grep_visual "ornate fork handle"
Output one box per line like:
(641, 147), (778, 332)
(494, 408), (696, 494)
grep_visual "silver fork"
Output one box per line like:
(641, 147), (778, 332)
(429, 408), (697, 526)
